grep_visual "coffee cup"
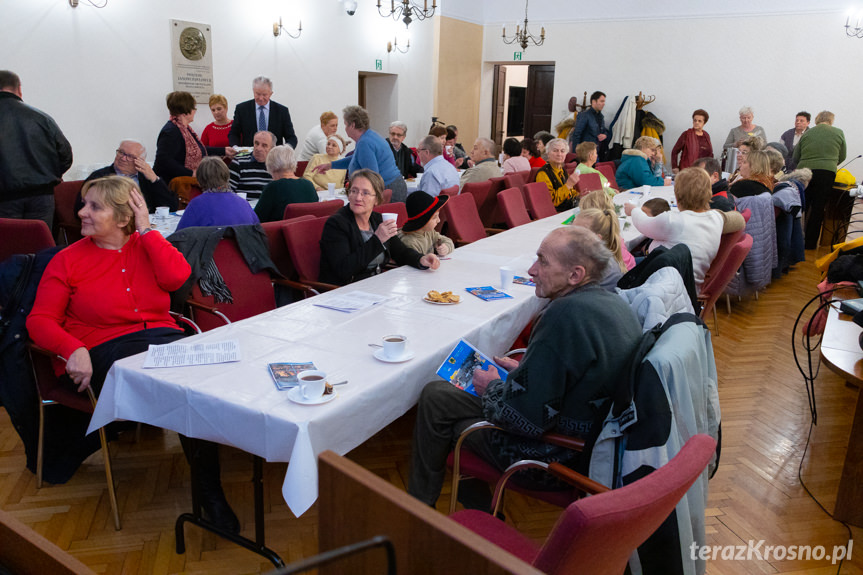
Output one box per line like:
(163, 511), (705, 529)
(500, 266), (515, 291)
(381, 213), (398, 223)
(297, 370), (327, 400)
(382, 334), (407, 359)
(155, 206), (170, 218)
(237, 192), (248, 201)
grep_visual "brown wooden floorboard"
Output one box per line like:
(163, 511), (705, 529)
(2, 248), (863, 573)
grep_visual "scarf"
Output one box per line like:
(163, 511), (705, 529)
(170, 116), (203, 172)
(748, 174), (775, 191)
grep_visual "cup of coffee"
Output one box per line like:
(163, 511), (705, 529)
(237, 192), (248, 201)
(381, 213), (398, 223)
(297, 370), (327, 400)
(500, 266), (515, 291)
(155, 206), (170, 219)
(382, 335), (407, 359)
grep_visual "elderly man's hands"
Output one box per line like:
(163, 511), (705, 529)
(472, 364), (500, 396)
(134, 158), (159, 183)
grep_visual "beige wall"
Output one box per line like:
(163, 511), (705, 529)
(435, 16), (484, 147)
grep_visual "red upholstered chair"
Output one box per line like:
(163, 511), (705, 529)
(53, 180), (84, 245)
(440, 193), (503, 246)
(480, 176), (507, 227)
(740, 207), (752, 223)
(503, 171), (529, 191)
(564, 152), (579, 164)
(460, 180), (493, 224)
(295, 160), (308, 178)
(436, 185), (460, 233)
(497, 187), (532, 228)
(186, 236), (279, 331)
(281, 216), (339, 296)
(261, 216), (315, 279)
(382, 188), (393, 204)
(283, 199), (342, 220)
(449, 434), (717, 575)
(594, 162), (618, 190)
(575, 172), (603, 195)
(523, 182), (558, 220)
(529, 165), (543, 183)
(439, 185), (459, 197)
(27, 344), (122, 531)
(0, 218), (55, 262)
(699, 233), (753, 334)
(373, 202), (408, 228)
(564, 162), (579, 176)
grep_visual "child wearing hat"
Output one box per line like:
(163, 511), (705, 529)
(399, 191), (455, 256)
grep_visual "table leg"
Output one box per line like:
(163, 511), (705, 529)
(834, 388), (863, 527)
(174, 440), (284, 567)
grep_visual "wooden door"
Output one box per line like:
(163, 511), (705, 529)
(524, 64), (555, 138)
(490, 65), (506, 146)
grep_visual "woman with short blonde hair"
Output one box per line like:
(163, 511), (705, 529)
(615, 137), (670, 190)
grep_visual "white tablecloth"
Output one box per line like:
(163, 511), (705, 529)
(88, 210), (577, 516)
(612, 185), (677, 246)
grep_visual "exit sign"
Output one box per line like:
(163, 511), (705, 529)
(513, 52), (522, 61)
(375, 59), (382, 70)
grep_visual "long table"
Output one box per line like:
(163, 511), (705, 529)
(87, 209), (577, 519)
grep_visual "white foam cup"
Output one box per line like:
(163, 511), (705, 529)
(500, 266), (515, 291)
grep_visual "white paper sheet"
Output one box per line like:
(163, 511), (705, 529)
(142, 340), (241, 368)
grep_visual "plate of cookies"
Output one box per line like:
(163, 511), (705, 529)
(424, 290), (461, 305)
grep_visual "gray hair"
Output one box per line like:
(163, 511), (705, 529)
(739, 106), (754, 117)
(252, 76), (273, 90)
(474, 137), (495, 157)
(266, 145), (297, 175)
(549, 226), (611, 285)
(546, 138), (569, 153)
(196, 156), (231, 191)
(389, 121), (407, 135)
(119, 139), (147, 160)
(254, 130), (277, 146)
(420, 135), (442, 156)
(343, 105), (370, 131)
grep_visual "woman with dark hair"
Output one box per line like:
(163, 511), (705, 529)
(446, 127), (467, 167)
(429, 125), (457, 167)
(501, 137), (531, 174)
(319, 169), (439, 285)
(153, 91), (235, 183)
(671, 109), (713, 173)
(521, 138), (546, 168)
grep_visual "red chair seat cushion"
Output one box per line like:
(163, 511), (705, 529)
(450, 510), (541, 564)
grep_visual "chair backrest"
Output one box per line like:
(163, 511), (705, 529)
(564, 152), (579, 165)
(480, 176), (508, 227)
(740, 207), (752, 223)
(169, 176), (202, 208)
(575, 172), (603, 195)
(701, 228), (745, 287)
(0, 218), (55, 263)
(440, 185), (459, 197)
(441, 193), (488, 245)
(282, 215), (329, 284)
(53, 180), (84, 244)
(698, 234), (753, 319)
(529, 166), (543, 183)
(503, 171), (529, 191)
(295, 160), (308, 178)
(382, 188), (393, 204)
(534, 434), (717, 575)
(189, 236), (276, 331)
(594, 163), (618, 190)
(261, 216), (315, 279)
(564, 162), (578, 176)
(497, 187), (532, 228)
(373, 202), (408, 228)
(523, 182), (558, 220)
(283, 199), (342, 220)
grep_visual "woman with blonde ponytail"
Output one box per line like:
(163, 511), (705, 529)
(574, 207), (635, 272)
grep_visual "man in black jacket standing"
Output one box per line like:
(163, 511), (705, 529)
(228, 76), (297, 148)
(0, 70), (73, 229)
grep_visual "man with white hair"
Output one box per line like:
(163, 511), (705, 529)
(415, 135), (459, 197)
(80, 139), (177, 212)
(407, 225), (643, 509)
(459, 137), (500, 188)
(388, 121), (421, 179)
(228, 76), (297, 148)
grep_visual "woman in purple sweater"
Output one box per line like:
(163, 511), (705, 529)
(176, 157), (259, 230)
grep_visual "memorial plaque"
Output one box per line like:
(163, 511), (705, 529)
(170, 20), (213, 104)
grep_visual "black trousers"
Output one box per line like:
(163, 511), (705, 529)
(804, 169), (836, 249)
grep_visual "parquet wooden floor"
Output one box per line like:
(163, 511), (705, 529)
(2, 247), (863, 574)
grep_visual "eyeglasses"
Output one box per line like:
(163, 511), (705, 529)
(116, 149), (139, 161)
(389, 132), (405, 138)
(347, 189), (376, 199)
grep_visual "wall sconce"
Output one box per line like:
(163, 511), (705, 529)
(273, 17), (302, 38)
(387, 38), (410, 53)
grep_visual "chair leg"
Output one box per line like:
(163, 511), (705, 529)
(713, 305), (719, 336)
(36, 400), (46, 489)
(725, 294), (731, 315)
(89, 389), (121, 530)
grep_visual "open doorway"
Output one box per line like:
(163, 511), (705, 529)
(358, 71), (398, 136)
(491, 64), (555, 147)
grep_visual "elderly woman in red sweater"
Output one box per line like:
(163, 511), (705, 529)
(26, 176), (241, 533)
(671, 109), (713, 174)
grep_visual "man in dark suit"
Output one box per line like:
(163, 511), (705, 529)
(228, 76), (297, 148)
(76, 139), (178, 213)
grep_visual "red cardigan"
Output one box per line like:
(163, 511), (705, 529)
(26, 231), (191, 369)
(671, 129), (713, 170)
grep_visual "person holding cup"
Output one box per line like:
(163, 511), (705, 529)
(320, 169), (440, 285)
(175, 157), (259, 231)
(304, 135), (348, 192)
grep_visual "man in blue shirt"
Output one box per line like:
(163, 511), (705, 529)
(570, 91), (609, 149)
(416, 135), (459, 197)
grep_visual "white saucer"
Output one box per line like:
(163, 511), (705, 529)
(288, 387), (337, 405)
(373, 348), (415, 363)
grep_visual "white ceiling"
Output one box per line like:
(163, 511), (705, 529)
(440, 0), (850, 25)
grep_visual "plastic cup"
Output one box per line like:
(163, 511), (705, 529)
(327, 183), (336, 198)
(381, 213), (398, 222)
(500, 266), (515, 291)
(382, 335), (407, 359)
(297, 370), (327, 400)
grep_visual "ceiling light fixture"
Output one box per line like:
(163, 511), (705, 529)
(377, 0), (436, 29)
(502, 0), (545, 51)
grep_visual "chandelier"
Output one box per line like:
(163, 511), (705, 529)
(846, 13), (863, 38)
(502, 0), (545, 51)
(377, 0), (437, 29)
